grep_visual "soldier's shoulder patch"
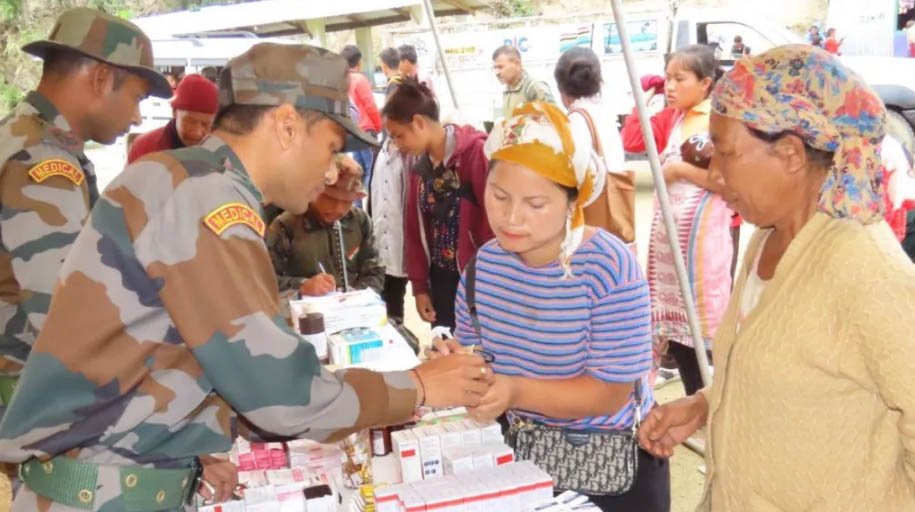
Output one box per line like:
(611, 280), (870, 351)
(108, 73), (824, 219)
(203, 202), (265, 237)
(26, 159), (84, 185)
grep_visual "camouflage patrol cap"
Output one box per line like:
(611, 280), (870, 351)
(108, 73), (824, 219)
(22, 7), (172, 99)
(220, 42), (378, 151)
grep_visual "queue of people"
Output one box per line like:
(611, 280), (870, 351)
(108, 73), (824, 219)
(0, 8), (914, 512)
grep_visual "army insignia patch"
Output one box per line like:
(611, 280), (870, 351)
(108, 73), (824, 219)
(203, 203), (265, 237)
(27, 159), (84, 186)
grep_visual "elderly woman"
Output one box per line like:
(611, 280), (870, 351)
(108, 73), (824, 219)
(639, 45), (915, 510)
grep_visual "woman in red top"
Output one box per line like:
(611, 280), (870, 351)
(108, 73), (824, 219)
(824, 28), (843, 55)
(341, 45), (382, 198)
(621, 45), (734, 397)
(382, 81), (494, 331)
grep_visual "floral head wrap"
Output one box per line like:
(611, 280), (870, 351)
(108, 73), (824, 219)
(712, 44), (887, 223)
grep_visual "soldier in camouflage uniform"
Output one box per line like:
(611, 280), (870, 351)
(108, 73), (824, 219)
(0, 42), (492, 511)
(0, 7), (171, 416)
(267, 155), (385, 296)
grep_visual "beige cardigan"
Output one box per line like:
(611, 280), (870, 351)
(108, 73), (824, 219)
(699, 213), (915, 511)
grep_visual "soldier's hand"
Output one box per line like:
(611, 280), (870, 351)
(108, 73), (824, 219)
(197, 455), (238, 504)
(300, 273), (336, 296)
(412, 354), (494, 408)
(415, 293), (436, 323)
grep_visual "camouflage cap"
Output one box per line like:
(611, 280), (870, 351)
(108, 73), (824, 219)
(22, 7), (172, 99)
(220, 42), (377, 151)
(323, 156), (367, 201)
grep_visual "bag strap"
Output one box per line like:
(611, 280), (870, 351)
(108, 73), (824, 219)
(632, 378), (643, 433)
(569, 107), (604, 158)
(465, 254), (482, 338)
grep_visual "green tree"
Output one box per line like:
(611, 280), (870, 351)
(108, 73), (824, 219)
(487, 0), (537, 18)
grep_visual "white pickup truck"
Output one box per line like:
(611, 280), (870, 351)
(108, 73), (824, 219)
(394, 5), (915, 153)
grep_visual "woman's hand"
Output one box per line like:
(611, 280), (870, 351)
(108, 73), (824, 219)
(467, 374), (515, 423)
(197, 455), (239, 504)
(638, 393), (709, 459)
(424, 336), (464, 359)
(415, 293), (437, 323)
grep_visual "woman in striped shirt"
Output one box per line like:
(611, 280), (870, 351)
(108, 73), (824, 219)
(433, 102), (669, 511)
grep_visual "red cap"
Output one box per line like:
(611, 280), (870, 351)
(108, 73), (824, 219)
(170, 74), (219, 114)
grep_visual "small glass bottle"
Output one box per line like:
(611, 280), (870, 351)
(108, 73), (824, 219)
(298, 312), (328, 363)
(369, 427), (392, 457)
(340, 429), (372, 489)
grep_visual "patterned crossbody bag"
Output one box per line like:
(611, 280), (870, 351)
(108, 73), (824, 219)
(465, 255), (641, 496)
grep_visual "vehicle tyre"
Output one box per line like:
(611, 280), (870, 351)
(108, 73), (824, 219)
(886, 109), (915, 158)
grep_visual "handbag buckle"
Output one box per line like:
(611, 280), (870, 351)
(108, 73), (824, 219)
(509, 416), (534, 434)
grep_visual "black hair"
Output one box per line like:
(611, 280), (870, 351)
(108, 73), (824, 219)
(340, 45), (362, 69)
(492, 45), (521, 61)
(397, 45), (418, 64)
(200, 66), (219, 83)
(666, 44), (724, 98)
(554, 47), (602, 99)
(42, 48), (129, 89)
(382, 79), (439, 123)
(734, 35), (743, 43)
(379, 47), (400, 69)
(559, 184), (579, 202)
(826, 28), (837, 36)
(747, 128), (835, 169)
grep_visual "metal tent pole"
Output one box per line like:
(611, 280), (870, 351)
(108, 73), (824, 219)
(608, 0), (713, 391)
(421, 0), (460, 109)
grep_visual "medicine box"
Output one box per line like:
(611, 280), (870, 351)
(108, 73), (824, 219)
(393, 429), (423, 483)
(328, 327), (385, 365)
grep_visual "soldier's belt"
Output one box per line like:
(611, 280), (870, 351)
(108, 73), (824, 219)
(20, 456), (199, 510)
(0, 375), (18, 406)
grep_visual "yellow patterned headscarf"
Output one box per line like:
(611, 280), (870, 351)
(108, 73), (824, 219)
(484, 102), (605, 275)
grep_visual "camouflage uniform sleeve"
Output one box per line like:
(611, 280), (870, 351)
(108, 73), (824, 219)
(353, 210), (385, 295)
(530, 80), (556, 105)
(265, 216), (305, 293)
(131, 161), (416, 442)
(0, 151), (91, 363)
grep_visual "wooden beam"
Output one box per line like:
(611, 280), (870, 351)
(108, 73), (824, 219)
(256, 26), (306, 37)
(435, 8), (464, 17)
(440, 0), (475, 12)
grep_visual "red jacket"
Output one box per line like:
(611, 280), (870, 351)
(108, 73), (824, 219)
(620, 106), (678, 155)
(349, 72), (382, 133)
(128, 120), (182, 163)
(621, 106), (743, 228)
(405, 124), (494, 295)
